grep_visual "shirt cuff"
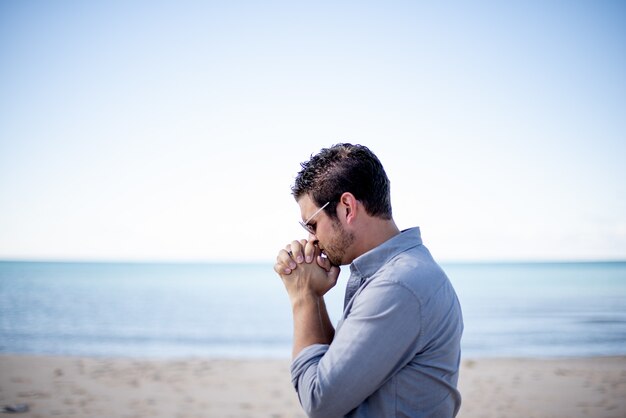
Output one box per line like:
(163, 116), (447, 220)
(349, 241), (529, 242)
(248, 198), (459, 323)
(290, 343), (329, 389)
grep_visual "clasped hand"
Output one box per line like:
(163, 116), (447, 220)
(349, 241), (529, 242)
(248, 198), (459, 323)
(274, 239), (340, 299)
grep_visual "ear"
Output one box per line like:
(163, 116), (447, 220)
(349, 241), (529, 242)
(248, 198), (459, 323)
(339, 192), (358, 224)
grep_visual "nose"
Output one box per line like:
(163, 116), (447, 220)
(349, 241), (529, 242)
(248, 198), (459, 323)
(309, 235), (321, 255)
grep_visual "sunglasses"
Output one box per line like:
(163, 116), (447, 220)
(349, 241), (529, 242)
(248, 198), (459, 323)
(299, 201), (330, 235)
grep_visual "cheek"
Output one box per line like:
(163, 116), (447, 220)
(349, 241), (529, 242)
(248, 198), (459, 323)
(314, 226), (330, 246)
(320, 224), (339, 246)
(314, 222), (328, 238)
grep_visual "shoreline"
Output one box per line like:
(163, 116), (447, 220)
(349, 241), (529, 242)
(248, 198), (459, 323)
(1, 354), (625, 418)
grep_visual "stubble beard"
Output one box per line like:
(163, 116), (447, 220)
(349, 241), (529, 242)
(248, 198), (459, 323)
(322, 219), (355, 267)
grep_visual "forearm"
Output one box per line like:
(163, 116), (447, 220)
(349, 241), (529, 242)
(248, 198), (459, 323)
(291, 293), (332, 359)
(319, 296), (335, 343)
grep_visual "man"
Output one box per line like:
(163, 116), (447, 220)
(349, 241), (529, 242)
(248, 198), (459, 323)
(274, 143), (463, 418)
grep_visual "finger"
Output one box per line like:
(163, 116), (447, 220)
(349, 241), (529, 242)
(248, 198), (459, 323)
(274, 261), (292, 275)
(304, 241), (317, 263)
(289, 240), (305, 263)
(276, 248), (296, 273)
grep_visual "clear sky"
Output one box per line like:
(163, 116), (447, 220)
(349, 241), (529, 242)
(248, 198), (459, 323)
(1, 1), (625, 262)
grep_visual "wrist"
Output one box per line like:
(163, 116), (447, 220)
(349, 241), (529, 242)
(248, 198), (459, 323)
(290, 291), (319, 310)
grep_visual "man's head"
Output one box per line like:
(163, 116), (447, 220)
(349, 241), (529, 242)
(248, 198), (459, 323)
(292, 144), (394, 266)
(292, 143), (392, 220)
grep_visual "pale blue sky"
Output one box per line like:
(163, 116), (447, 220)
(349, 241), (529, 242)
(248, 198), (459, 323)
(1, 1), (625, 262)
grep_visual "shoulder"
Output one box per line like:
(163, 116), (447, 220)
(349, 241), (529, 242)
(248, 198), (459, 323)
(373, 245), (450, 302)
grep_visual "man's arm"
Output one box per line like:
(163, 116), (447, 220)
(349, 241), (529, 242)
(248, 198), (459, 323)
(290, 291), (327, 359)
(318, 296), (335, 343)
(291, 280), (422, 418)
(275, 241), (340, 358)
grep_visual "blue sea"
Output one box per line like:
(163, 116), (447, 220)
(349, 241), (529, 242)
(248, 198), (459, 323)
(1, 260), (625, 359)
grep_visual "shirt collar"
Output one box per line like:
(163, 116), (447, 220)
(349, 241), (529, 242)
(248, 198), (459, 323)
(349, 227), (423, 279)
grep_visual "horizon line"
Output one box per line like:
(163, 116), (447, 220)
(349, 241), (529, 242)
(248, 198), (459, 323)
(1, 257), (625, 265)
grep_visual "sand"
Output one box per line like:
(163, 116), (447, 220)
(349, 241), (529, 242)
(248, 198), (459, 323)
(1, 355), (624, 418)
(458, 357), (626, 418)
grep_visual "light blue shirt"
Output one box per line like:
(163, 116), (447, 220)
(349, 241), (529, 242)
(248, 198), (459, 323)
(291, 227), (463, 417)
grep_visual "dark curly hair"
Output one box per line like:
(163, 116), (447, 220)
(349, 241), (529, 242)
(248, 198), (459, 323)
(292, 143), (392, 220)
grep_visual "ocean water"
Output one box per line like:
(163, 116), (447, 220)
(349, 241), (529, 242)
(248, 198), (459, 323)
(1, 260), (625, 359)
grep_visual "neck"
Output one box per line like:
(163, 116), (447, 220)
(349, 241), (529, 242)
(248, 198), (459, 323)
(351, 217), (400, 260)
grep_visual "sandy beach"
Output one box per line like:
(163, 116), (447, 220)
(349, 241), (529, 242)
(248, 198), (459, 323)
(1, 355), (625, 418)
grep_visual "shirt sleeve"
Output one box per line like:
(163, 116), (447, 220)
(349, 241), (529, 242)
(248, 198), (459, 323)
(290, 280), (422, 418)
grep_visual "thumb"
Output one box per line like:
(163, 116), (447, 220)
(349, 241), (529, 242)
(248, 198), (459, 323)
(316, 254), (334, 272)
(327, 265), (340, 283)
(317, 255), (340, 283)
